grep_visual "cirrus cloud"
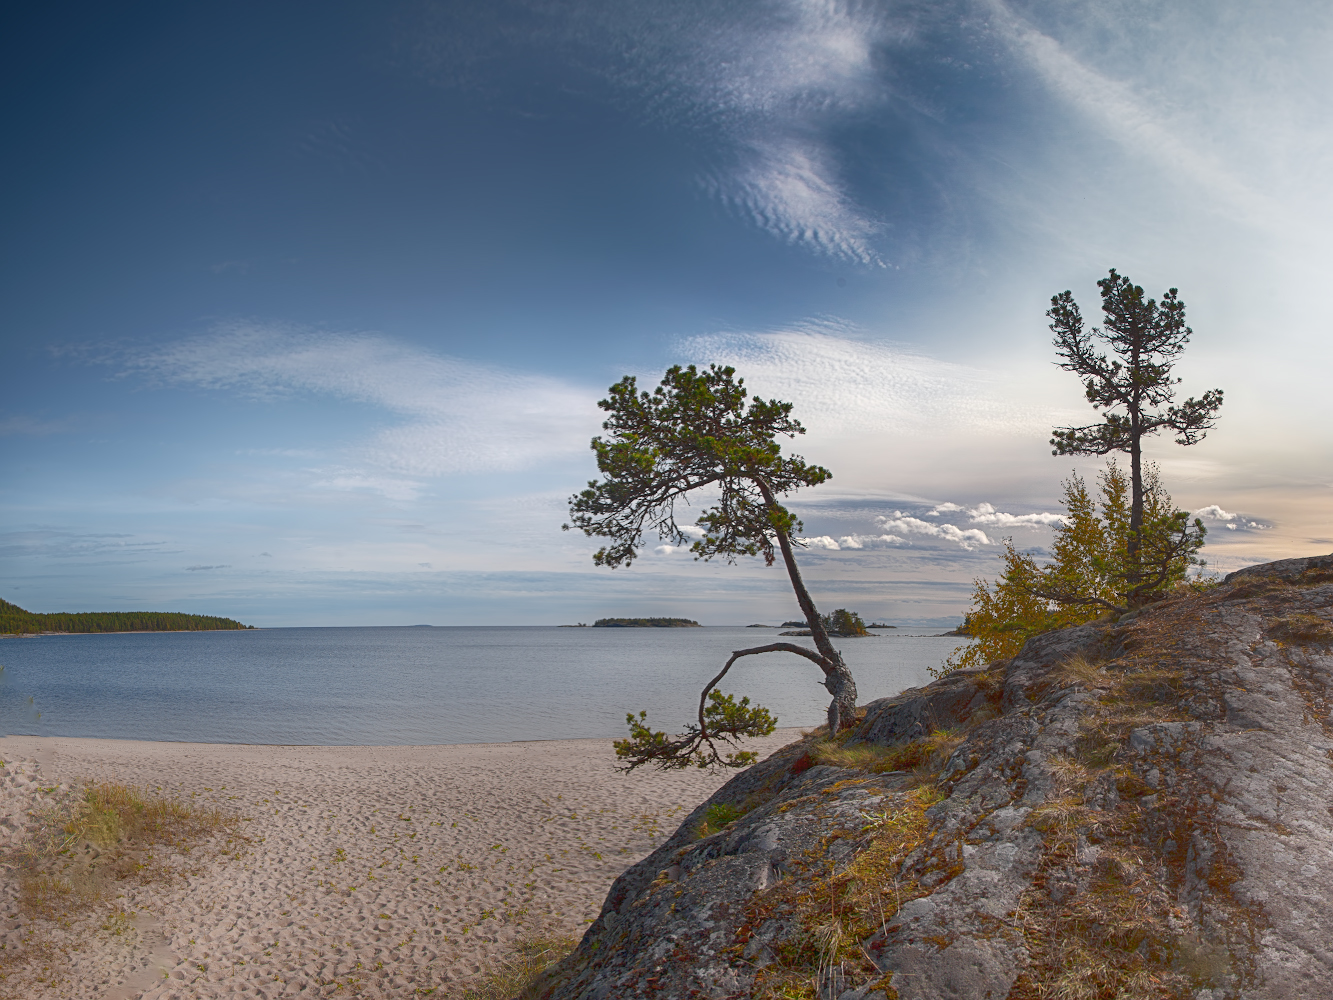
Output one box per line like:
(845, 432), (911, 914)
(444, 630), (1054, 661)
(119, 323), (601, 477)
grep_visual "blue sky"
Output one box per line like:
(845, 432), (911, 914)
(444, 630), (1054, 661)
(3, 0), (1330, 626)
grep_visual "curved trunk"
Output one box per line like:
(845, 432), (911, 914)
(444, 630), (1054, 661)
(757, 481), (858, 730)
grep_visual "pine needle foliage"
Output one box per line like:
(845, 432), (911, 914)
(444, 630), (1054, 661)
(566, 364), (858, 769)
(944, 461), (1205, 673)
(1048, 270), (1222, 606)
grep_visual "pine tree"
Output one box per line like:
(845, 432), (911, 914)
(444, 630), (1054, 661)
(566, 364), (856, 770)
(1049, 269), (1222, 606)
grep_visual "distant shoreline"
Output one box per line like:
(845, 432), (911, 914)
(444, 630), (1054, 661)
(1, 628), (263, 638)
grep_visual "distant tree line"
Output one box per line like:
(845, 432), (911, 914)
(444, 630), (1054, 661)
(0, 599), (252, 635)
(592, 617), (701, 628)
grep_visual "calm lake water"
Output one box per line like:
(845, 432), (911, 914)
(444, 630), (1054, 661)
(0, 627), (970, 746)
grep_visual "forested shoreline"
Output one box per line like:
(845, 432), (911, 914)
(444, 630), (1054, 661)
(0, 599), (251, 635)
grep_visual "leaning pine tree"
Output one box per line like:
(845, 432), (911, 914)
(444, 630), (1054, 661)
(564, 364), (857, 771)
(1048, 269), (1222, 607)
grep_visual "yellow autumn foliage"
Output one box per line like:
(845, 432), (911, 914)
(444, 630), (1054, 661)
(941, 460), (1203, 674)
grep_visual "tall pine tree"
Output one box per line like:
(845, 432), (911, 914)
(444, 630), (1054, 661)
(1048, 269), (1222, 606)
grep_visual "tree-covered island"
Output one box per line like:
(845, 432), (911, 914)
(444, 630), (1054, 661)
(0, 599), (253, 636)
(592, 617), (701, 627)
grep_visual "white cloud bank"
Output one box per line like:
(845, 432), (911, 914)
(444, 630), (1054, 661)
(1195, 505), (1269, 532)
(124, 323), (601, 477)
(874, 513), (991, 551)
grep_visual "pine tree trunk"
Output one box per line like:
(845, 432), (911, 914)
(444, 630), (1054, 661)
(1128, 399), (1144, 607)
(758, 482), (858, 730)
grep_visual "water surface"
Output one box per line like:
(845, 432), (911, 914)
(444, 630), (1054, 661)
(0, 626), (970, 745)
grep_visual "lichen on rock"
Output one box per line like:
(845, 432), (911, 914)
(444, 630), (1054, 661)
(533, 553), (1333, 999)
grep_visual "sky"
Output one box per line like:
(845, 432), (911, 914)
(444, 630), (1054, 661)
(2, 0), (1330, 627)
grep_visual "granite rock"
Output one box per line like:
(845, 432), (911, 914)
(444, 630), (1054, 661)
(536, 555), (1333, 999)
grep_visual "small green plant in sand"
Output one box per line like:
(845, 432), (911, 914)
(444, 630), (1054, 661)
(460, 934), (577, 1000)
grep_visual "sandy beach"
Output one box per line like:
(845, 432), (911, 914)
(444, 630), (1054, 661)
(0, 730), (800, 998)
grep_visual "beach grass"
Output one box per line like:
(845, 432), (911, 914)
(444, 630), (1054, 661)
(460, 933), (577, 1000)
(0, 780), (236, 996)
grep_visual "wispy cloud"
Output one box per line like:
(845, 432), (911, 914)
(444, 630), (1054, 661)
(679, 321), (1051, 437)
(121, 323), (601, 477)
(704, 137), (882, 264)
(0, 414), (83, 436)
(0, 529), (169, 561)
(409, 0), (903, 264)
(985, 0), (1333, 240)
(210, 260), (250, 275)
(620, 0), (899, 264)
(308, 472), (425, 503)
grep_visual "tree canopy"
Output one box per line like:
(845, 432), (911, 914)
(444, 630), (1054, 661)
(566, 364), (857, 770)
(566, 364), (830, 569)
(1049, 270), (1222, 605)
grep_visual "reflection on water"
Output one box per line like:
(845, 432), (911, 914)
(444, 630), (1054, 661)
(0, 627), (971, 746)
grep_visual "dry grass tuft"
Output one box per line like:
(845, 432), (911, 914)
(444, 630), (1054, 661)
(17, 874), (74, 921)
(0, 780), (236, 997)
(748, 784), (944, 999)
(64, 782), (227, 851)
(1269, 612), (1333, 645)
(1026, 796), (1090, 837)
(459, 934), (577, 1000)
(809, 729), (963, 778)
(1054, 653), (1106, 690)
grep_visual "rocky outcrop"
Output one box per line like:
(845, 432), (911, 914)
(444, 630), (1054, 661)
(536, 554), (1333, 999)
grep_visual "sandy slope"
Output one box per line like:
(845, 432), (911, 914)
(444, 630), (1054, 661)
(0, 730), (800, 998)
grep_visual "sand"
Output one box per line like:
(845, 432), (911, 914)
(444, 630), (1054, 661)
(0, 729), (801, 998)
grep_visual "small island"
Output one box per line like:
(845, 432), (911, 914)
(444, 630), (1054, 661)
(591, 617), (701, 628)
(780, 608), (879, 638)
(1, 599), (252, 636)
